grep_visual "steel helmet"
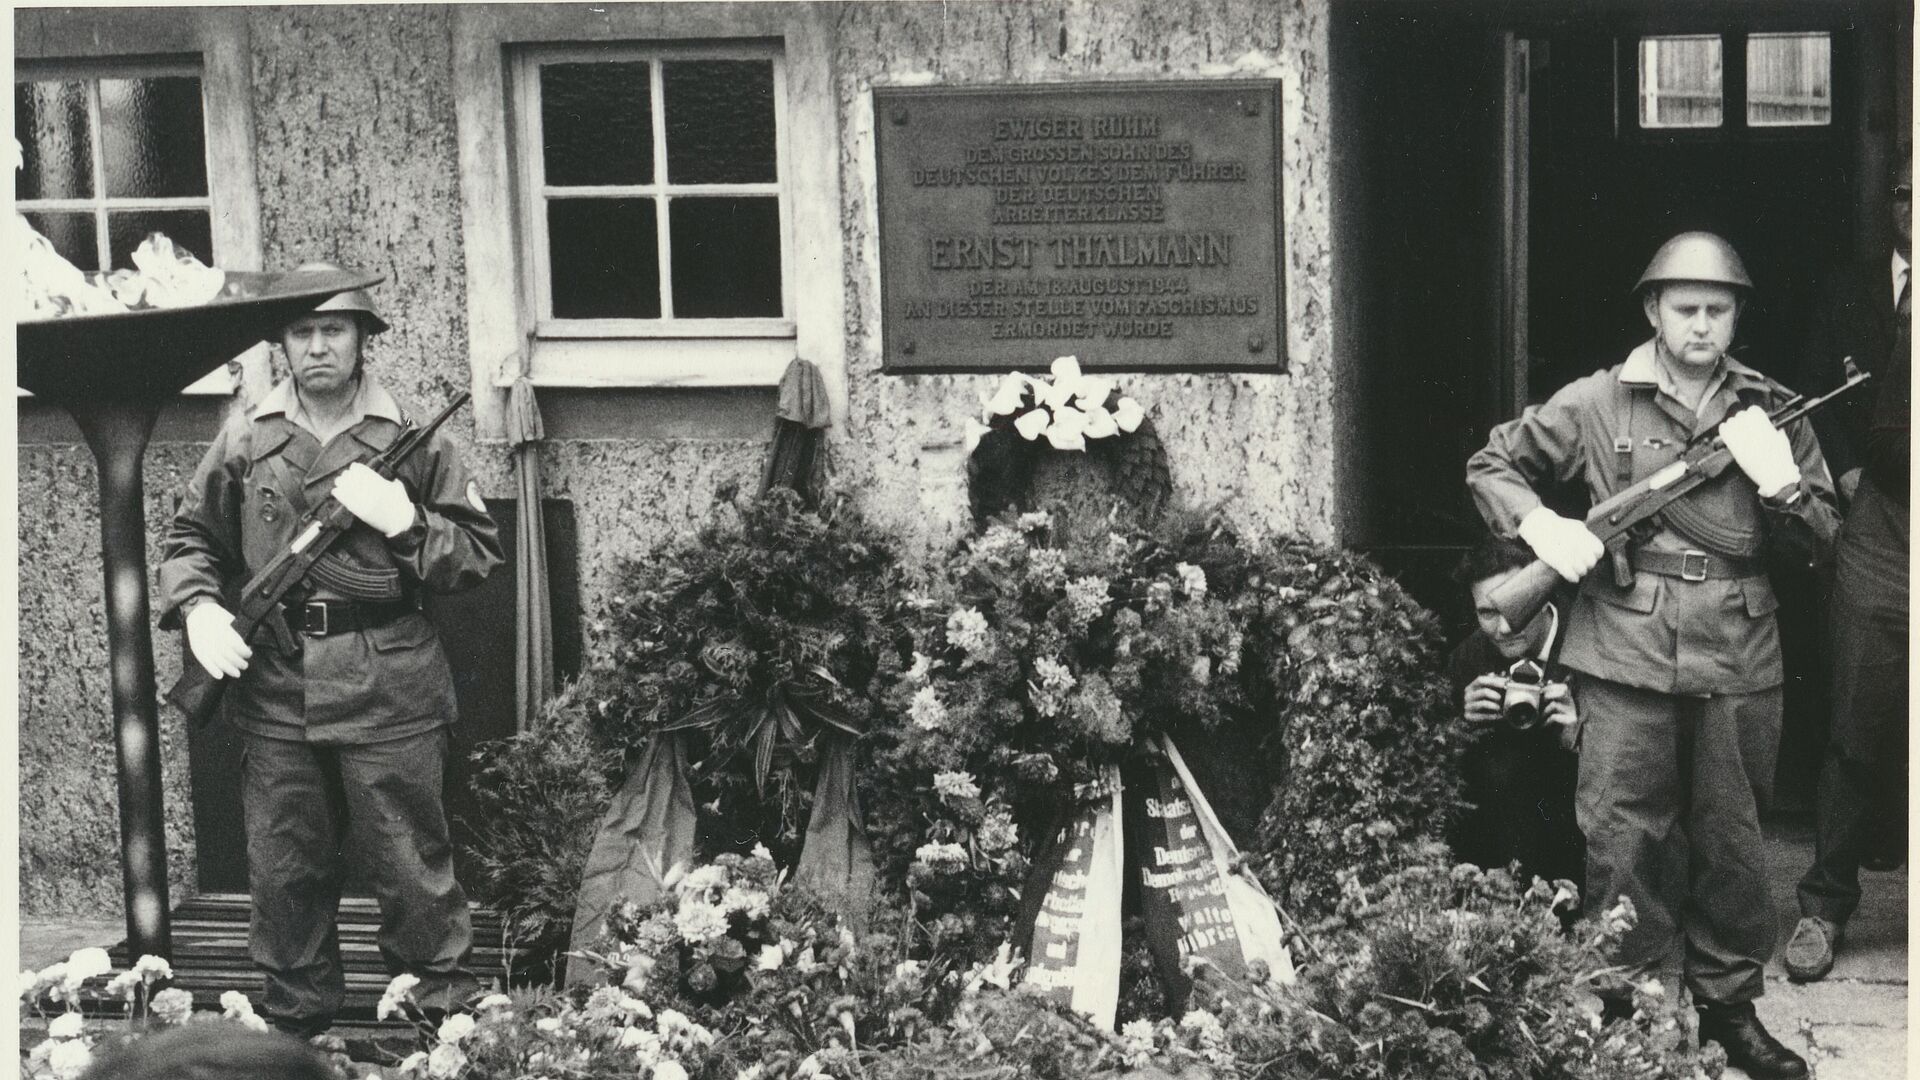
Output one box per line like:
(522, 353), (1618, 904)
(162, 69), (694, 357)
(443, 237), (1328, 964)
(289, 260), (389, 335)
(1632, 231), (1753, 295)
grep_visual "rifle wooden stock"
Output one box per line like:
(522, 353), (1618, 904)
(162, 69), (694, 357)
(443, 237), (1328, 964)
(1485, 368), (1869, 630)
(165, 391), (471, 728)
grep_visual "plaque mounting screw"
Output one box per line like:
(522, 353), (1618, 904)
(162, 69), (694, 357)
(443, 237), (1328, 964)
(890, 104), (910, 125)
(1242, 98), (1261, 117)
(1247, 333), (1266, 353)
(902, 340), (918, 355)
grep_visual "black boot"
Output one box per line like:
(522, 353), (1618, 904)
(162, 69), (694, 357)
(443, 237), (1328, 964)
(1696, 1002), (1807, 1080)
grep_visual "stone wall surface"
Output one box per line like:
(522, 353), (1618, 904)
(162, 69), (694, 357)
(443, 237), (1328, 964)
(829, 0), (1336, 557)
(16, 0), (1337, 916)
(17, 445), (205, 915)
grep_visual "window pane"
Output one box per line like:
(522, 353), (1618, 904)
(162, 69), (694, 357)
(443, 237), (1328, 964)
(664, 60), (776, 184)
(541, 62), (653, 186)
(669, 197), (782, 318)
(1748, 33), (1831, 127)
(100, 76), (208, 198)
(1639, 36), (1723, 128)
(15, 80), (94, 200)
(23, 211), (100, 271)
(108, 210), (214, 270)
(548, 198), (660, 318)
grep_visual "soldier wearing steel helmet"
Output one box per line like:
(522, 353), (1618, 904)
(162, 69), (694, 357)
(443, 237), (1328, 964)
(157, 261), (503, 1037)
(1467, 232), (1838, 1080)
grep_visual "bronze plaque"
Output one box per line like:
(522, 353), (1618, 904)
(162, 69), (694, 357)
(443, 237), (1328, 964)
(875, 81), (1285, 373)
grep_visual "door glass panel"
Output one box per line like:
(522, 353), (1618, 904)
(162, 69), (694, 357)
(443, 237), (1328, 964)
(1639, 35), (1723, 128)
(668, 196), (782, 317)
(662, 60), (777, 184)
(540, 61), (653, 187)
(1747, 33), (1831, 127)
(15, 80), (94, 200)
(100, 76), (208, 197)
(548, 197), (661, 318)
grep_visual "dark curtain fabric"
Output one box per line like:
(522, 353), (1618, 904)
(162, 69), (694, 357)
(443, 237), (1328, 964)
(506, 376), (555, 730)
(760, 358), (833, 502)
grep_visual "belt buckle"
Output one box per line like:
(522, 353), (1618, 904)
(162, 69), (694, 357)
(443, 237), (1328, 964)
(1680, 550), (1709, 582)
(301, 601), (330, 636)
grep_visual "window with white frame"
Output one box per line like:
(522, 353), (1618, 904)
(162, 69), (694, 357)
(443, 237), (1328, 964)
(15, 59), (217, 271)
(514, 45), (792, 340)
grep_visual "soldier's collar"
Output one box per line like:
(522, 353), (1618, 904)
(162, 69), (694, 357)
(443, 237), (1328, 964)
(1619, 340), (1766, 391)
(254, 375), (405, 426)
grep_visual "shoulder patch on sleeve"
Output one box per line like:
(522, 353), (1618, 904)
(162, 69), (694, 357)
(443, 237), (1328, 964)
(466, 480), (487, 513)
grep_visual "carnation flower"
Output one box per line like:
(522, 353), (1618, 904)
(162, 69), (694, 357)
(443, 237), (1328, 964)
(977, 807), (1019, 853)
(47, 1012), (84, 1039)
(756, 944), (786, 971)
(427, 1042), (468, 1078)
(477, 993), (514, 1012)
(1174, 562), (1207, 599)
(1025, 547), (1068, 591)
(673, 897), (732, 944)
(399, 1051), (429, 1074)
(1063, 576), (1110, 627)
(376, 973), (420, 1020)
(1180, 1008), (1227, 1045)
(680, 864), (729, 895)
(1034, 657), (1076, 693)
(131, 955), (172, 981)
(653, 1061), (691, 1080)
(536, 1017), (564, 1033)
(1119, 1018), (1158, 1067)
(908, 686), (948, 731)
(1016, 511), (1053, 532)
(150, 987), (194, 1025)
(104, 970), (143, 1000)
(1068, 674), (1129, 744)
(915, 841), (970, 874)
(64, 949), (110, 982)
(971, 524), (1025, 566)
(906, 651), (932, 683)
(47, 1039), (92, 1080)
(437, 1013), (476, 1044)
(933, 770), (981, 801)
(945, 607), (992, 657)
(722, 885), (771, 921)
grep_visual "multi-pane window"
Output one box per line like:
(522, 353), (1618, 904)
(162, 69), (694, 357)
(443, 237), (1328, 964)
(1635, 32), (1832, 131)
(15, 61), (215, 271)
(1746, 33), (1831, 127)
(516, 46), (789, 332)
(1639, 36), (1724, 129)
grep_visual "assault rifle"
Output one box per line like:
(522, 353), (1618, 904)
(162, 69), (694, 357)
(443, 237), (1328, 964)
(1489, 368), (1870, 628)
(166, 391), (472, 728)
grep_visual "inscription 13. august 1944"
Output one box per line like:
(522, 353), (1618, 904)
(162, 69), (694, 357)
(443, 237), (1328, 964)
(875, 81), (1286, 374)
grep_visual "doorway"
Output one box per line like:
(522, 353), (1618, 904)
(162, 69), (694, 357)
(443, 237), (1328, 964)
(1332, 0), (1905, 806)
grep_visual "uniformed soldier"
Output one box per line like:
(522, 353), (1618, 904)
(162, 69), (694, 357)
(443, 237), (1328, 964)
(158, 264), (503, 1037)
(1467, 233), (1839, 1080)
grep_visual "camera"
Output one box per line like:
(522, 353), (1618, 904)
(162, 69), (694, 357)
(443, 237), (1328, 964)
(1499, 658), (1552, 730)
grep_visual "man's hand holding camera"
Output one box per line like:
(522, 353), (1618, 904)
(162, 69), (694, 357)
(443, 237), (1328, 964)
(1464, 663), (1581, 751)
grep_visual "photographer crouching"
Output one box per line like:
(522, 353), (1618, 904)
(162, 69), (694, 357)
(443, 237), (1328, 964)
(1447, 536), (1584, 889)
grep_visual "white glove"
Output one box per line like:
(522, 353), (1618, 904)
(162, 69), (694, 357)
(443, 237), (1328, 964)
(332, 462), (417, 538)
(1719, 406), (1800, 498)
(185, 600), (251, 680)
(1517, 507), (1605, 583)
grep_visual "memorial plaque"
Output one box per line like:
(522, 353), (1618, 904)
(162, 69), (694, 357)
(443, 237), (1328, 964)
(874, 81), (1285, 373)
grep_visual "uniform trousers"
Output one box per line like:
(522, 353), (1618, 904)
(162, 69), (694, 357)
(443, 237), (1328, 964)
(1576, 676), (1781, 1005)
(1798, 479), (1910, 924)
(242, 727), (476, 1031)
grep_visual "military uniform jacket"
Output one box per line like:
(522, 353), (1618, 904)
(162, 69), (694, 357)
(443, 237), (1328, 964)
(158, 376), (503, 745)
(1467, 341), (1840, 696)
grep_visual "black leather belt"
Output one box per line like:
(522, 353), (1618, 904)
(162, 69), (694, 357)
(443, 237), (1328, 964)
(1630, 549), (1763, 582)
(281, 598), (418, 637)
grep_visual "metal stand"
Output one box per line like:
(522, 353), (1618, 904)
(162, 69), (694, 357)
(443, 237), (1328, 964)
(72, 401), (173, 960)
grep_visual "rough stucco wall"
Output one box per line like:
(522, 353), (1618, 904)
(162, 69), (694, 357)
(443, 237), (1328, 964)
(830, 0), (1335, 556)
(17, 445), (204, 916)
